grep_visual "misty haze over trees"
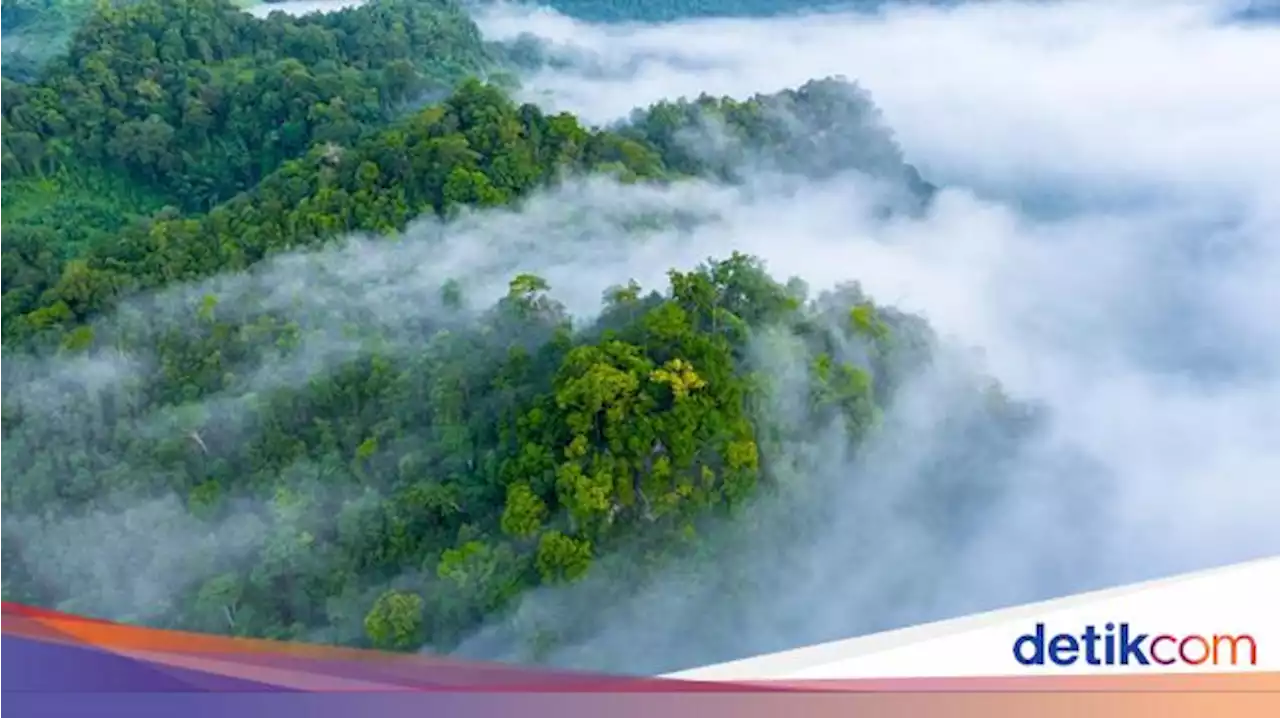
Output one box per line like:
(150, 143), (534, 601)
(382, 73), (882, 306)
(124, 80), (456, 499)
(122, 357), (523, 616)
(3, 0), (1278, 674)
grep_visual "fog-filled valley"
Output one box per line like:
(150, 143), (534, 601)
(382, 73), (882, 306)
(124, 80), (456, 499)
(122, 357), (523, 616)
(2, 0), (1277, 675)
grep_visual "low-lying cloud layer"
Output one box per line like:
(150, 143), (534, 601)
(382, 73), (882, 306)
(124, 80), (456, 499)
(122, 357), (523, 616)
(444, 0), (1280, 670)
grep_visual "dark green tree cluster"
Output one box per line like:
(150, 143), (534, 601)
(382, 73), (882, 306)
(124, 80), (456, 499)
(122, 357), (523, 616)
(620, 77), (937, 204)
(1, 0), (493, 210)
(1, 0), (501, 330)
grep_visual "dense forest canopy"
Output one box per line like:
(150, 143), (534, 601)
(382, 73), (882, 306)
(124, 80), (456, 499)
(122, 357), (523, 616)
(2, 0), (494, 209)
(1, 0), (502, 337)
(1, 0), (1026, 662)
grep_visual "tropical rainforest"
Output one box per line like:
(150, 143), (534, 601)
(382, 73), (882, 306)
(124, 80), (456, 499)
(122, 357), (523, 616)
(1, 0), (1029, 660)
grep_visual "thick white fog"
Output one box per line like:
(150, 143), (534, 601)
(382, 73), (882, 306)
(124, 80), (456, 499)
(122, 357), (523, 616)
(442, 0), (1280, 671)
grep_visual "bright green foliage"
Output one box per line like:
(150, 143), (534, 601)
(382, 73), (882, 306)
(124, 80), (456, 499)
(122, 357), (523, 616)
(535, 531), (593, 584)
(500, 484), (548, 539)
(812, 353), (881, 440)
(850, 303), (891, 341)
(435, 541), (526, 618)
(364, 589), (425, 651)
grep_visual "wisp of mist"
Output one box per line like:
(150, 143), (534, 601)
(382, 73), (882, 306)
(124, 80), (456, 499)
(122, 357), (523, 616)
(4, 0), (1278, 675)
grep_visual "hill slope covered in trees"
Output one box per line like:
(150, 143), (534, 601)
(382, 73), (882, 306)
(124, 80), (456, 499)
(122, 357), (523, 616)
(2, 0), (1013, 662)
(0, 0), (497, 301)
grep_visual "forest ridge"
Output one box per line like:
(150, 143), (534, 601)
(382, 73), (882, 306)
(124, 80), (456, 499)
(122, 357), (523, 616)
(0, 0), (1027, 661)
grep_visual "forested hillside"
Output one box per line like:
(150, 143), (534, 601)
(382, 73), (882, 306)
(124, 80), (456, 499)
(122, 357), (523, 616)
(0, 0), (497, 310)
(1, 0), (1010, 661)
(3, 69), (933, 348)
(621, 79), (936, 204)
(2, 0), (493, 210)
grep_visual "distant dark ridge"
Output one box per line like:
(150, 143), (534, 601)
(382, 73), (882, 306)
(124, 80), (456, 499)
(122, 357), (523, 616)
(476, 0), (968, 25)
